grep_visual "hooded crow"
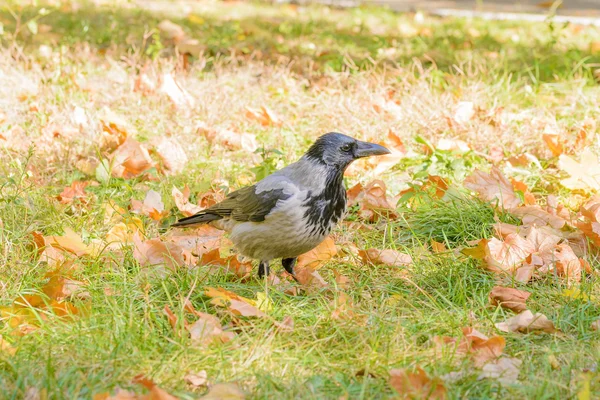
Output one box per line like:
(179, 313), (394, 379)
(172, 132), (390, 279)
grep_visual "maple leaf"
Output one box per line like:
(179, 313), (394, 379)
(244, 105), (282, 126)
(204, 287), (264, 317)
(132, 190), (168, 221)
(478, 357), (522, 385)
(483, 234), (535, 273)
(347, 180), (398, 221)
(460, 327), (506, 367)
(198, 249), (252, 279)
(495, 310), (557, 334)
(554, 243), (583, 284)
(510, 205), (566, 229)
(99, 108), (130, 150)
(132, 375), (179, 400)
(464, 166), (521, 209)
(330, 292), (364, 323)
(45, 228), (103, 257)
(295, 237), (337, 286)
(558, 148), (600, 192)
(209, 129), (258, 153)
(187, 311), (236, 345)
(489, 286), (530, 313)
(160, 73), (195, 109)
(133, 234), (188, 271)
(111, 138), (154, 179)
(57, 181), (90, 204)
(105, 218), (144, 248)
(153, 137), (188, 176)
(358, 248), (412, 267)
(389, 367), (447, 400)
(172, 186), (203, 217)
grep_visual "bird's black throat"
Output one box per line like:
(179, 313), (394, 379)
(302, 167), (347, 237)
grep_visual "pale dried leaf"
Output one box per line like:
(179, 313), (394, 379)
(359, 248), (412, 267)
(489, 286), (530, 313)
(464, 167), (520, 209)
(495, 310), (557, 333)
(478, 357), (522, 385)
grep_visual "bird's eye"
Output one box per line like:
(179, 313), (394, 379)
(340, 144), (352, 152)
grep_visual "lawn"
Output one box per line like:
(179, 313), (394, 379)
(1, 0), (600, 398)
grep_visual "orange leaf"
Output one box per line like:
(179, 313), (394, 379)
(57, 181), (90, 204)
(133, 234), (187, 270)
(172, 186), (203, 217)
(542, 133), (563, 156)
(389, 368), (447, 400)
(111, 138), (154, 179)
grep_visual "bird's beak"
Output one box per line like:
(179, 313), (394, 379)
(355, 141), (391, 158)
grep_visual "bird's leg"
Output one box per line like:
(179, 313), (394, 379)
(258, 260), (270, 279)
(282, 257), (298, 282)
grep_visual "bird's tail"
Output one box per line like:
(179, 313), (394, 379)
(171, 212), (222, 228)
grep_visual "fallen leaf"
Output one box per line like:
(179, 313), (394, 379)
(153, 137), (188, 175)
(389, 367), (447, 400)
(510, 206), (566, 229)
(244, 105), (282, 127)
(464, 167), (521, 209)
(0, 335), (16, 355)
(187, 311), (235, 345)
(356, 180), (398, 221)
(330, 292), (362, 322)
(132, 375), (179, 400)
(210, 129), (258, 153)
(495, 310), (557, 334)
(158, 20), (185, 41)
(172, 186), (203, 217)
(460, 327), (506, 367)
(554, 243), (582, 284)
(133, 234), (187, 270)
(543, 133), (563, 157)
(160, 73), (195, 109)
(46, 228), (102, 257)
(132, 190), (167, 221)
(489, 286), (530, 313)
(184, 371), (208, 387)
(295, 236), (337, 272)
(99, 109), (130, 150)
(359, 248), (412, 267)
(453, 101), (475, 124)
(57, 181), (90, 204)
(558, 148), (600, 192)
(591, 320), (600, 331)
(198, 249), (253, 278)
(478, 357), (521, 385)
(111, 138), (154, 179)
(431, 240), (447, 253)
(484, 234), (535, 273)
(200, 383), (245, 400)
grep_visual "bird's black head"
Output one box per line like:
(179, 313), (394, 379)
(304, 132), (391, 170)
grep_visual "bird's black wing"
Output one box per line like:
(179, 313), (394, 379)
(172, 184), (292, 227)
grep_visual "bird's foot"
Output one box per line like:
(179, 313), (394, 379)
(282, 257), (299, 283)
(258, 261), (270, 279)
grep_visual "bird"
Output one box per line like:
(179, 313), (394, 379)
(172, 132), (390, 279)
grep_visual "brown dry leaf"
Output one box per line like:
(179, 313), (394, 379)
(111, 138), (154, 179)
(187, 311), (235, 345)
(99, 109), (130, 150)
(542, 133), (563, 157)
(133, 234), (187, 270)
(510, 206), (566, 229)
(554, 243), (583, 284)
(495, 310), (557, 334)
(244, 105), (282, 127)
(558, 148), (600, 192)
(200, 383), (245, 400)
(334, 270), (351, 289)
(478, 357), (522, 385)
(591, 320), (600, 331)
(296, 236), (337, 272)
(106, 218), (144, 248)
(57, 181), (89, 204)
(132, 190), (167, 221)
(211, 129), (258, 153)
(460, 327), (506, 367)
(204, 287), (263, 317)
(172, 186), (203, 217)
(361, 180), (398, 221)
(389, 367), (447, 400)
(431, 240), (447, 253)
(132, 375), (179, 400)
(46, 228), (102, 257)
(0, 335), (16, 355)
(489, 286), (530, 313)
(484, 234), (535, 273)
(153, 137), (188, 175)
(160, 73), (195, 109)
(359, 248), (412, 267)
(165, 225), (223, 256)
(330, 292), (362, 322)
(184, 371), (208, 388)
(464, 167), (521, 209)
(198, 249), (252, 278)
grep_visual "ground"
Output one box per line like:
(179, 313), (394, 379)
(1, 0), (600, 399)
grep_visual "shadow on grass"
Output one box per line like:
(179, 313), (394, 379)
(1, 1), (600, 83)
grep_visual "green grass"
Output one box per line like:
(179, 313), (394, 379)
(1, 0), (600, 398)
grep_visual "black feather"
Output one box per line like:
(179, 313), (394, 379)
(302, 167), (347, 236)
